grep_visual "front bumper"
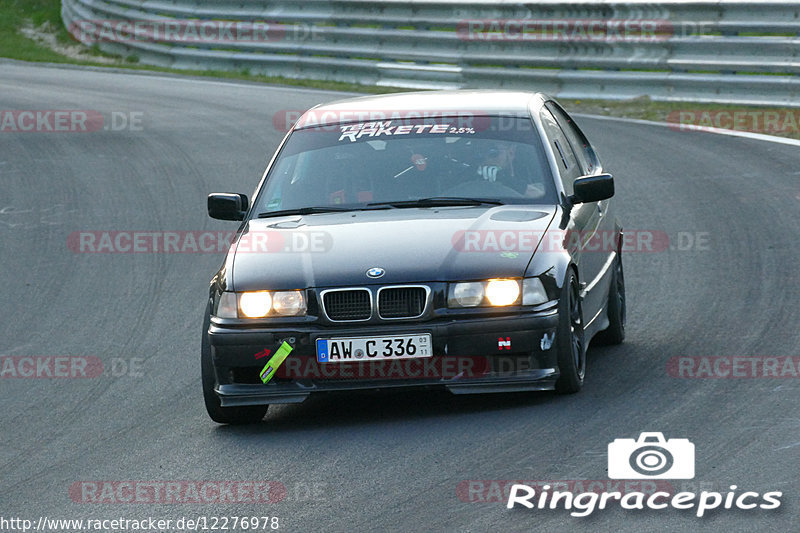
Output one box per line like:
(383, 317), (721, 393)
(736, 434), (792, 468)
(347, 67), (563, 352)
(209, 311), (560, 406)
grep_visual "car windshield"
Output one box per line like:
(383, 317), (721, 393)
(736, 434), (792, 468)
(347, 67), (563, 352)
(253, 115), (556, 215)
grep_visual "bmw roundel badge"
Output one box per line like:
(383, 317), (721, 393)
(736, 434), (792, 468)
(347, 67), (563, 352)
(366, 267), (385, 279)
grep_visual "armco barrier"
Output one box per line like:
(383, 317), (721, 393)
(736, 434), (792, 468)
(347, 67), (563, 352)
(61, 0), (800, 106)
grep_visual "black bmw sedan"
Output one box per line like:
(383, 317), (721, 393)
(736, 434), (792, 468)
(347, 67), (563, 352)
(202, 90), (625, 424)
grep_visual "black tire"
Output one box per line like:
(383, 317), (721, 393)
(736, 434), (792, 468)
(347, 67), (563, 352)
(201, 305), (269, 424)
(595, 254), (626, 346)
(555, 269), (586, 394)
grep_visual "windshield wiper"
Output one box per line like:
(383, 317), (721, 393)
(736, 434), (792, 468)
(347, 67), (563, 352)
(367, 197), (505, 208)
(257, 206), (352, 218)
(257, 205), (390, 218)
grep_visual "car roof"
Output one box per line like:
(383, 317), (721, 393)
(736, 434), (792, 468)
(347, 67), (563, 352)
(294, 90), (549, 129)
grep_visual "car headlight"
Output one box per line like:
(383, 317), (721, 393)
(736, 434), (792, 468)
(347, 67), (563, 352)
(215, 291), (238, 318)
(272, 290), (307, 316)
(218, 290), (307, 318)
(485, 279), (521, 306)
(522, 278), (548, 306)
(448, 278), (547, 308)
(448, 279), (520, 308)
(451, 282), (485, 307)
(239, 291), (273, 318)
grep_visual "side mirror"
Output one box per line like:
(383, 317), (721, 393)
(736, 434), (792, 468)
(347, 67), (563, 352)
(569, 173), (614, 204)
(208, 193), (248, 221)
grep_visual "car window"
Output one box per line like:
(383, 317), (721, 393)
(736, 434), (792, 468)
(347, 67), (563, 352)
(539, 108), (582, 195)
(252, 116), (558, 214)
(546, 103), (597, 176)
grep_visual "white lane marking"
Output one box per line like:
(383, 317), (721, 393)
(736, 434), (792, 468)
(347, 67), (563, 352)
(5, 60), (800, 148)
(574, 113), (800, 148)
(0, 60), (357, 98)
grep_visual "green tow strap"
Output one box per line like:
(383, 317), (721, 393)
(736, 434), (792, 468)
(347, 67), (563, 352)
(259, 341), (294, 384)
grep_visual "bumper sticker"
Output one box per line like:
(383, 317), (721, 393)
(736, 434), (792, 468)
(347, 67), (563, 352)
(540, 331), (556, 351)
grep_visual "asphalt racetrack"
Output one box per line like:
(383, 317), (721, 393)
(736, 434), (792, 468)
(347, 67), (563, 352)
(1, 61), (799, 532)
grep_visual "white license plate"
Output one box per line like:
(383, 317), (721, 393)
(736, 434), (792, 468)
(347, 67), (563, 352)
(316, 334), (432, 363)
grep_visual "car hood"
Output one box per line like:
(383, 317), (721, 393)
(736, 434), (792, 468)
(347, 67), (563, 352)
(230, 206), (556, 291)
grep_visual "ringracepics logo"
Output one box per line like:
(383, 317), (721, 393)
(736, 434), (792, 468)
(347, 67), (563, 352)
(608, 432), (694, 479)
(507, 432), (783, 517)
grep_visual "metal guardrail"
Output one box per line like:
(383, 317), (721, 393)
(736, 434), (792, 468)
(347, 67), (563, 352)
(61, 0), (800, 106)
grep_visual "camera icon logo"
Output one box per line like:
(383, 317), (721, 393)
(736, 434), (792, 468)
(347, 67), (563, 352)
(608, 432), (695, 479)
